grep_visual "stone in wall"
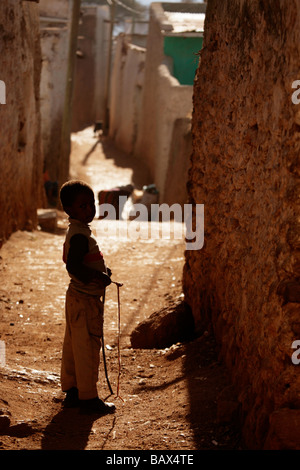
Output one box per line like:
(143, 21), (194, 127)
(130, 299), (195, 349)
(183, 0), (300, 449)
(0, 0), (44, 241)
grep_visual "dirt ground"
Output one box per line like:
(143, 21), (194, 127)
(0, 128), (243, 451)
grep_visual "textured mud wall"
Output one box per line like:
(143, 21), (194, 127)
(40, 26), (69, 182)
(0, 0), (43, 241)
(109, 35), (146, 155)
(135, 4), (165, 179)
(134, 3), (195, 203)
(183, 0), (300, 449)
(72, 6), (109, 132)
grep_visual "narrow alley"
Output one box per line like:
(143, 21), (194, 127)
(1, 0), (300, 452)
(0, 129), (242, 450)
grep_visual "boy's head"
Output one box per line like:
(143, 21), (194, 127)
(59, 180), (96, 224)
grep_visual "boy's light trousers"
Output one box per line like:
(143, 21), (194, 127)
(61, 287), (104, 400)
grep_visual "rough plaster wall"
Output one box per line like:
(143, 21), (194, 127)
(135, 3), (197, 203)
(164, 117), (191, 207)
(71, 8), (97, 132)
(0, 0), (43, 241)
(183, 0), (300, 449)
(72, 6), (109, 131)
(109, 35), (146, 155)
(39, 0), (70, 19)
(155, 65), (192, 201)
(40, 27), (69, 181)
(134, 6), (165, 179)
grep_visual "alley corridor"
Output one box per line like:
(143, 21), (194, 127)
(0, 129), (242, 450)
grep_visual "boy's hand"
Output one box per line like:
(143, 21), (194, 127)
(98, 272), (112, 288)
(107, 267), (112, 278)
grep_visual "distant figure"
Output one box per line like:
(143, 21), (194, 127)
(59, 180), (115, 415)
(43, 170), (58, 207)
(93, 120), (103, 137)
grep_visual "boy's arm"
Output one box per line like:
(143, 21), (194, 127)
(66, 233), (111, 287)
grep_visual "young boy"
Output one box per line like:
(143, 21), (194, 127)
(59, 180), (115, 415)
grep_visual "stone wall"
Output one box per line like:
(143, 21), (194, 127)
(183, 0), (300, 449)
(0, 0), (43, 241)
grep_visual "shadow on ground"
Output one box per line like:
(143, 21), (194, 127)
(182, 333), (244, 449)
(82, 136), (152, 190)
(41, 407), (116, 450)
